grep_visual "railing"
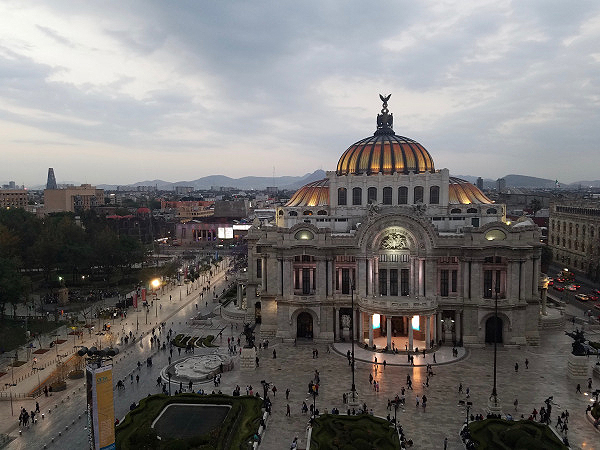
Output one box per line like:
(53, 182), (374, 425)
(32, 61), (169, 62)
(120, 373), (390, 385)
(359, 296), (438, 314)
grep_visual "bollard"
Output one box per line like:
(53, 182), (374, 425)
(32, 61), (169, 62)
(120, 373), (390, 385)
(19, 430), (22, 436)
(44, 445), (47, 449)
(49, 409), (51, 413)
(78, 415), (81, 419)
(58, 432), (61, 436)
(51, 438), (54, 442)
(42, 414), (45, 419)
(65, 425), (68, 430)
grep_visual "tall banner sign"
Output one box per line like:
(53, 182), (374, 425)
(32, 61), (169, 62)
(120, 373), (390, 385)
(133, 292), (138, 309)
(86, 364), (116, 450)
(141, 288), (147, 303)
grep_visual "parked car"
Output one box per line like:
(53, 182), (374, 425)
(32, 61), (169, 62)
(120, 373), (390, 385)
(593, 289), (600, 295)
(588, 293), (599, 301)
(548, 280), (554, 286)
(553, 285), (565, 292)
(575, 293), (589, 301)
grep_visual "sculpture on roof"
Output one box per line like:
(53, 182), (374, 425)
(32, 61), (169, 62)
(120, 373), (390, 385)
(376, 94), (394, 132)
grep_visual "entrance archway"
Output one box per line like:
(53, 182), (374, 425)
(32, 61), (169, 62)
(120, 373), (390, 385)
(297, 312), (313, 339)
(485, 316), (503, 343)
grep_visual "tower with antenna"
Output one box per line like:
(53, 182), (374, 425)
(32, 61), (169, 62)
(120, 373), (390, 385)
(46, 168), (57, 190)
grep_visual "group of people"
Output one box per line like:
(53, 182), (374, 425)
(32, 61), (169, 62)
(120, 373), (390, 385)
(18, 403), (39, 428)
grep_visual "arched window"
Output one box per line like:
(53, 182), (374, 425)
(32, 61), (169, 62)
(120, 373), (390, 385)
(414, 186), (424, 203)
(486, 208), (497, 214)
(289, 211), (298, 216)
(317, 210), (327, 215)
(367, 187), (377, 204)
(352, 187), (362, 205)
(398, 187), (408, 204)
(429, 186), (440, 204)
(303, 210), (313, 216)
(382, 187), (392, 205)
(451, 208), (462, 214)
(467, 207), (477, 213)
(337, 188), (347, 206)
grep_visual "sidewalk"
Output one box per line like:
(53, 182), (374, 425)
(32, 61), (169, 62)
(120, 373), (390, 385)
(0, 258), (231, 438)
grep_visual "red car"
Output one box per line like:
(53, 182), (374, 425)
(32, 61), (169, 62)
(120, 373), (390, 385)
(588, 294), (599, 302)
(553, 285), (565, 292)
(593, 289), (600, 295)
(548, 280), (554, 286)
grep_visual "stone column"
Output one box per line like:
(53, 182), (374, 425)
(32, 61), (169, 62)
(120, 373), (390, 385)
(532, 257), (540, 296)
(316, 258), (327, 298)
(437, 312), (442, 344)
(455, 311), (462, 344)
(373, 258), (379, 298)
(408, 316), (414, 351)
(335, 307), (340, 340)
(425, 315), (431, 349)
(368, 314), (374, 347)
(387, 316), (392, 349)
(419, 259), (426, 297)
(283, 258), (293, 298)
(519, 261), (526, 300)
(541, 288), (548, 316)
(357, 257), (366, 298)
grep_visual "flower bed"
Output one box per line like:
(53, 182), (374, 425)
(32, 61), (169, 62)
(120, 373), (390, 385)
(468, 419), (567, 449)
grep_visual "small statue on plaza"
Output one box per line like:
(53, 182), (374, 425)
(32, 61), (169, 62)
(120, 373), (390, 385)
(243, 322), (255, 349)
(565, 329), (587, 356)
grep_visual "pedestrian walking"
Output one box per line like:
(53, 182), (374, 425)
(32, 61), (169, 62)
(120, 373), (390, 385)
(286, 404), (291, 416)
(514, 362), (519, 372)
(458, 383), (463, 393)
(576, 383), (581, 393)
(525, 358), (529, 369)
(514, 398), (518, 411)
(136, 374), (139, 383)
(444, 437), (448, 450)
(415, 395), (420, 407)
(273, 349), (277, 359)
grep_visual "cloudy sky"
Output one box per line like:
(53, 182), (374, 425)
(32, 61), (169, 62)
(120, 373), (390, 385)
(1, 1), (599, 187)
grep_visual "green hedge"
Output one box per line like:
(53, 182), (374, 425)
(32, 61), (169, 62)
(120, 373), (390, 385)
(116, 393), (263, 450)
(310, 414), (400, 450)
(468, 419), (568, 450)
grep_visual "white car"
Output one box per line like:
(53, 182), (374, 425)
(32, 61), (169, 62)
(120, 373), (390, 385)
(575, 293), (589, 301)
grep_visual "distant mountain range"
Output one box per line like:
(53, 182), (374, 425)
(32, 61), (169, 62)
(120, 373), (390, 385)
(97, 170), (328, 191)
(20, 171), (600, 191)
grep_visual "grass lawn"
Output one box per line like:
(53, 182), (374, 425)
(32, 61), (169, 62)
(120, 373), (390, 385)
(310, 414), (400, 450)
(468, 419), (568, 450)
(0, 318), (66, 355)
(115, 393), (263, 450)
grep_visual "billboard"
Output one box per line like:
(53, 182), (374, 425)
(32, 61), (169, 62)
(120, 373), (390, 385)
(86, 364), (115, 450)
(217, 227), (234, 239)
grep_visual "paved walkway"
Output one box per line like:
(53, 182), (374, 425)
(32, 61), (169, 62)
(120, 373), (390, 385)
(2, 282), (600, 449)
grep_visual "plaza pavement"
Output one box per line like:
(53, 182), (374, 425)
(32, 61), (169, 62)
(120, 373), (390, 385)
(2, 278), (600, 449)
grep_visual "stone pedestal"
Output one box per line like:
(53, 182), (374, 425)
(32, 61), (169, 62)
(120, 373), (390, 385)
(240, 347), (257, 371)
(58, 287), (69, 306)
(487, 396), (502, 416)
(592, 363), (600, 380)
(567, 353), (589, 380)
(342, 326), (350, 341)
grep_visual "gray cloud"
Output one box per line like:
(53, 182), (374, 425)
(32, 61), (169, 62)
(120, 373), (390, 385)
(1, 1), (599, 185)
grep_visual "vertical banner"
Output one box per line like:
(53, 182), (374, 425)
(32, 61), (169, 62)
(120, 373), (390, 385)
(87, 364), (116, 450)
(141, 288), (147, 303)
(133, 292), (138, 309)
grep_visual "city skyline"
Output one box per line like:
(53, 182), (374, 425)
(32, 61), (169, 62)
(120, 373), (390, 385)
(2, 1), (600, 186)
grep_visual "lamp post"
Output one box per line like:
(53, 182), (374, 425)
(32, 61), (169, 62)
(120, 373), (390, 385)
(466, 402), (471, 425)
(490, 285), (499, 409)
(167, 371), (172, 395)
(392, 399), (400, 430)
(350, 283), (357, 403)
(311, 386), (317, 421)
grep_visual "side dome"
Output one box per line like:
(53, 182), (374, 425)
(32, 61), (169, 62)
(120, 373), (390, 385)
(336, 95), (435, 176)
(448, 177), (492, 204)
(286, 179), (329, 207)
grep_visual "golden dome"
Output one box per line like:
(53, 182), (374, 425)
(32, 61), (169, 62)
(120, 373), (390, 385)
(336, 95), (434, 175)
(286, 179), (329, 207)
(448, 177), (492, 204)
(336, 134), (435, 176)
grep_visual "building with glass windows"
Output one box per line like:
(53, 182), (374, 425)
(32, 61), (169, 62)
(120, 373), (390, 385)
(244, 97), (543, 349)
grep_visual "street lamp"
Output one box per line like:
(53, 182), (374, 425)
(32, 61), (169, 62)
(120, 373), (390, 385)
(311, 385), (318, 421)
(490, 284), (499, 409)
(350, 282), (357, 403)
(392, 399), (400, 430)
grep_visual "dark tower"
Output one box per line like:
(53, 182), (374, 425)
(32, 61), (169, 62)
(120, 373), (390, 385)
(46, 168), (57, 190)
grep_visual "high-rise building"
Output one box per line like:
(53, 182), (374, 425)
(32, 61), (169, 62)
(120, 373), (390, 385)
(46, 168), (57, 190)
(0, 189), (28, 208)
(496, 178), (506, 193)
(476, 177), (483, 190)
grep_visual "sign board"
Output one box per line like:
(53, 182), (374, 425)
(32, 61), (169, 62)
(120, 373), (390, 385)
(86, 364), (115, 450)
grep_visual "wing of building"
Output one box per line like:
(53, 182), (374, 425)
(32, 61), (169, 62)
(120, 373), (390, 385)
(245, 97), (543, 348)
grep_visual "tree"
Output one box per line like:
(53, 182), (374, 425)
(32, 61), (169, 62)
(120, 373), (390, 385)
(530, 198), (542, 217)
(0, 256), (24, 318)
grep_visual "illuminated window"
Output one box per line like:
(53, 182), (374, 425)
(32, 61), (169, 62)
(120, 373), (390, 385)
(372, 314), (381, 329)
(412, 315), (420, 331)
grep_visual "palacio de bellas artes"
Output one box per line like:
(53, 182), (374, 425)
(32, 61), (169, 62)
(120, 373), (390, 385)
(245, 95), (544, 350)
